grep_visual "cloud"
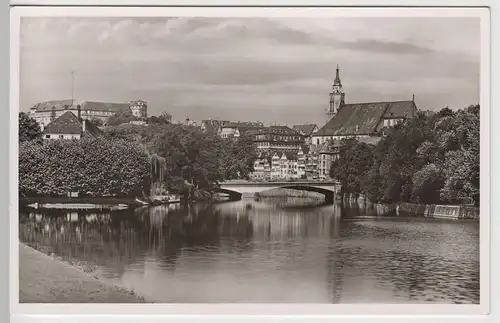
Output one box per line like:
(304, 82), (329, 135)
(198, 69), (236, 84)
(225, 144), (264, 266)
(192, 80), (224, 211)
(339, 39), (433, 55)
(19, 17), (481, 125)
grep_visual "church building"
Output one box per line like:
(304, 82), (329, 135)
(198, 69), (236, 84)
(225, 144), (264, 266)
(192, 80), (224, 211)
(311, 65), (418, 146)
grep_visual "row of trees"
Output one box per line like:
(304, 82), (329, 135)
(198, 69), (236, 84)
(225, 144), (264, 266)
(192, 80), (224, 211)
(107, 108), (173, 127)
(330, 105), (480, 206)
(103, 122), (258, 194)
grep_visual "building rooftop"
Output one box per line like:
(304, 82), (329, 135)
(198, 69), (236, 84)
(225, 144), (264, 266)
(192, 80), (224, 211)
(31, 99), (131, 113)
(44, 111), (102, 138)
(221, 121), (264, 129)
(292, 124), (318, 136)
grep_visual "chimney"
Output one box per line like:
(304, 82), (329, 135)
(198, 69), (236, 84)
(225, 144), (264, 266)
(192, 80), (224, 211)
(82, 119), (86, 134)
(77, 104), (81, 120)
(412, 94), (415, 102)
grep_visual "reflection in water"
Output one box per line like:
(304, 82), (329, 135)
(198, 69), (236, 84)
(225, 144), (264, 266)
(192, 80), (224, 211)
(19, 198), (479, 304)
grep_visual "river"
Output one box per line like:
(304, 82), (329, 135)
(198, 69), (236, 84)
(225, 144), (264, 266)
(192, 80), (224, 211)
(19, 197), (479, 304)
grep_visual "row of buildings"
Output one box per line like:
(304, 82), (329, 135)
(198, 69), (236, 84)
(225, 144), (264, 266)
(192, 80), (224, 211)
(28, 99), (148, 140)
(249, 143), (340, 181)
(28, 66), (418, 180)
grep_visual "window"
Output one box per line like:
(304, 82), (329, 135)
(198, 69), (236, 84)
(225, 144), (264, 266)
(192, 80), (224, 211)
(59, 135), (64, 139)
(45, 135), (50, 139)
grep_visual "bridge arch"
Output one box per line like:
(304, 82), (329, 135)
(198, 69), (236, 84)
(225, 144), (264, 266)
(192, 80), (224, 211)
(216, 184), (338, 204)
(275, 185), (335, 204)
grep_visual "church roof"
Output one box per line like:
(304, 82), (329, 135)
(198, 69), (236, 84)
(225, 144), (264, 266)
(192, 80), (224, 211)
(383, 100), (418, 119)
(315, 100), (417, 137)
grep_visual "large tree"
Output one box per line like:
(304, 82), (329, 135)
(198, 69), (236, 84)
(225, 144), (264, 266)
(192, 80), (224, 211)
(411, 163), (444, 204)
(19, 112), (42, 143)
(217, 133), (258, 181)
(147, 112), (172, 125)
(439, 105), (480, 205)
(330, 140), (374, 194)
(107, 107), (137, 126)
(149, 125), (222, 192)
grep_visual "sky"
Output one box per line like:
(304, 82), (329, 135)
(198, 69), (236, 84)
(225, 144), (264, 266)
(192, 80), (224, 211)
(19, 17), (481, 126)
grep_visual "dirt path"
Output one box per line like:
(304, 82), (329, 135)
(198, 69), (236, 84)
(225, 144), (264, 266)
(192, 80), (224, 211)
(19, 243), (146, 303)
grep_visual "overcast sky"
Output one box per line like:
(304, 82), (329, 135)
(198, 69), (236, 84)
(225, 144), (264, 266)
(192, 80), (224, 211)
(20, 17), (480, 125)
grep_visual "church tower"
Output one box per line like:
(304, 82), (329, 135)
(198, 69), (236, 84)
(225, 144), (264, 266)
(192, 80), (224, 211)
(326, 65), (345, 122)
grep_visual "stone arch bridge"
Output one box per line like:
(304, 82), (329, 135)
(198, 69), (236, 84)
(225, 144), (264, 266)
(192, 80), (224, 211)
(217, 181), (342, 204)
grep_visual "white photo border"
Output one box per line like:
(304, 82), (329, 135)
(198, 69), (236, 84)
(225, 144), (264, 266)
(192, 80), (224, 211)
(8, 2), (493, 320)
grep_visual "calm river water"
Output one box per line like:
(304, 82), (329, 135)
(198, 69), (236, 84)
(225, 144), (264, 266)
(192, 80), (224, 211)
(19, 197), (479, 303)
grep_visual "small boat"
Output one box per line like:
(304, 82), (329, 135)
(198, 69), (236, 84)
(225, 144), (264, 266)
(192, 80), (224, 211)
(151, 195), (181, 205)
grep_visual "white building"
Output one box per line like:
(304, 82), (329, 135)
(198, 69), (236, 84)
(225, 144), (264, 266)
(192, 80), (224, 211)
(42, 110), (101, 140)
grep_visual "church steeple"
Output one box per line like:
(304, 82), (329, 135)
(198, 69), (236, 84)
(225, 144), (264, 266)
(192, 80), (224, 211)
(334, 64), (342, 86)
(327, 64), (345, 123)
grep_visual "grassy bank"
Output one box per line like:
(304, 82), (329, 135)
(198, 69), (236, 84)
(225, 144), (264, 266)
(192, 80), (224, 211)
(19, 243), (148, 303)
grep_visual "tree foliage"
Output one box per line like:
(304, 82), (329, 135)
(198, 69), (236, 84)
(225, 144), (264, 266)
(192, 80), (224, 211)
(90, 117), (105, 127)
(107, 107), (137, 126)
(411, 163), (444, 204)
(148, 125), (257, 192)
(330, 140), (374, 194)
(19, 138), (151, 197)
(19, 112), (42, 143)
(147, 112), (172, 125)
(217, 133), (258, 181)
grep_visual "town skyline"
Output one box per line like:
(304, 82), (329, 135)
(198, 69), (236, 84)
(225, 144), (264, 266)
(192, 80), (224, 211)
(20, 17), (480, 125)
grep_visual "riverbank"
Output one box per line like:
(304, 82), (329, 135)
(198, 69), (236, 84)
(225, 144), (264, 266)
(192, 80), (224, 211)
(19, 243), (147, 303)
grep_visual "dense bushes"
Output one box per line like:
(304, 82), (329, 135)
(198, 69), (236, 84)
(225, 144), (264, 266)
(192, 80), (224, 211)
(330, 104), (480, 206)
(19, 138), (151, 197)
